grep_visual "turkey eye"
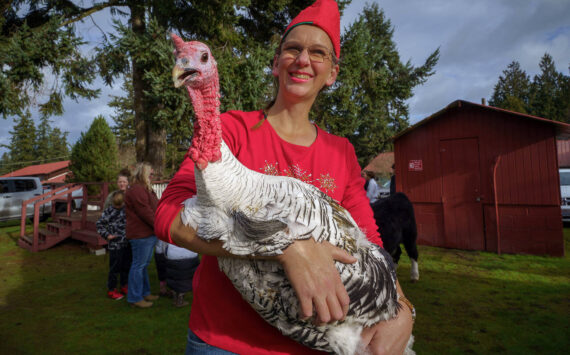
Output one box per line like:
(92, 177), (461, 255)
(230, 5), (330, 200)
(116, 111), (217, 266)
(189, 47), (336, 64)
(201, 52), (208, 63)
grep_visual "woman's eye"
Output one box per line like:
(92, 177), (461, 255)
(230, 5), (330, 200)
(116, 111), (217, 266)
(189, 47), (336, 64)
(284, 46), (301, 54)
(311, 49), (327, 56)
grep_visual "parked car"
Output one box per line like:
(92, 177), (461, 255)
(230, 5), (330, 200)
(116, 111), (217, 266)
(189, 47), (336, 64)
(0, 177), (83, 222)
(560, 168), (570, 222)
(0, 177), (50, 222)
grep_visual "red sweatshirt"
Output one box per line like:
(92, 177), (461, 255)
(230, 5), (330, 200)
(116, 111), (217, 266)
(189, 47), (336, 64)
(155, 110), (381, 354)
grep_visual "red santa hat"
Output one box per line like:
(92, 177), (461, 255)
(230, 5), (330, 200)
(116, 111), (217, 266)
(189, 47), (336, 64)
(282, 0), (341, 60)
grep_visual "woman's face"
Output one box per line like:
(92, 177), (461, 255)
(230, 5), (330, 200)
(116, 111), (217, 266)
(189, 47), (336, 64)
(117, 176), (129, 191)
(272, 25), (339, 103)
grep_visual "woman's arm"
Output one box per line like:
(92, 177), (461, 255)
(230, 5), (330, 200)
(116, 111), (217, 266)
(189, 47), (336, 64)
(169, 209), (356, 323)
(360, 281), (414, 354)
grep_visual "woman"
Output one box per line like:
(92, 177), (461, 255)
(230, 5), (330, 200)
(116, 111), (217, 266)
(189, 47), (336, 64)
(155, 0), (413, 353)
(125, 162), (160, 308)
(104, 168), (130, 210)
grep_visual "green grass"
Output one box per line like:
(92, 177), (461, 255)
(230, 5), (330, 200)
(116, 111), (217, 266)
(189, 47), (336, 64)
(0, 221), (569, 354)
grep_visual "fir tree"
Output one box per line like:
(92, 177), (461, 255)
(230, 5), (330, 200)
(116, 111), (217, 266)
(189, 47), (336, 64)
(68, 115), (118, 183)
(48, 127), (69, 160)
(529, 53), (567, 122)
(5, 111), (37, 170)
(1, 1), (100, 119)
(315, 3), (439, 166)
(489, 61), (531, 114)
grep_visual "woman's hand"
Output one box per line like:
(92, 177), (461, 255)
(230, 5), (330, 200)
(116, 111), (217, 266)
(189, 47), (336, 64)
(107, 234), (116, 240)
(277, 238), (357, 324)
(360, 282), (414, 355)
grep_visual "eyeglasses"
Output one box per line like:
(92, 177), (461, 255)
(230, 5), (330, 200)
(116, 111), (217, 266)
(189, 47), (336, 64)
(280, 44), (334, 63)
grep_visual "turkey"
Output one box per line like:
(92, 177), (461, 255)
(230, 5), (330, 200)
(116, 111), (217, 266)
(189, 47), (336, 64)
(171, 34), (411, 355)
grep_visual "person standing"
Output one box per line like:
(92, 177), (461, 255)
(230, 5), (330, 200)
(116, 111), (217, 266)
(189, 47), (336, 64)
(155, 0), (413, 352)
(125, 162), (159, 308)
(96, 190), (129, 300)
(363, 170), (381, 204)
(104, 168), (131, 209)
(390, 163), (396, 196)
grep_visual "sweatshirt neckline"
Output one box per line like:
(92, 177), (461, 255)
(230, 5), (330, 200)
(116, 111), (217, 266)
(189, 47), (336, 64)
(259, 110), (320, 150)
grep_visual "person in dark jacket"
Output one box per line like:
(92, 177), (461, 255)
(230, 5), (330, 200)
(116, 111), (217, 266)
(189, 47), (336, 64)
(96, 191), (131, 300)
(163, 243), (200, 307)
(125, 162), (159, 308)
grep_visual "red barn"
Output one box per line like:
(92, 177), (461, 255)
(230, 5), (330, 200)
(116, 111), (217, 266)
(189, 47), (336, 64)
(393, 100), (569, 257)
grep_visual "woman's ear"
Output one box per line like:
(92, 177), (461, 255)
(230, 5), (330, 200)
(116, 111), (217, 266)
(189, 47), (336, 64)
(271, 54), (280, 77)
(325, 63), (339, 87)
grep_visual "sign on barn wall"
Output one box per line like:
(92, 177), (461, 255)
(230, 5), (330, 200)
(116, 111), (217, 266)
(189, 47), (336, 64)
(408, 160), (423, 171)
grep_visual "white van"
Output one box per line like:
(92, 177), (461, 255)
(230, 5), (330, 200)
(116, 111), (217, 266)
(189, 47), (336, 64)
(560, 168), (570, 222)
(0, 177), (50, 222)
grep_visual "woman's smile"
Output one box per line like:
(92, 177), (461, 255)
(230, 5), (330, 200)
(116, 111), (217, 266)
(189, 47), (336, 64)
(289, 71), (313, 82)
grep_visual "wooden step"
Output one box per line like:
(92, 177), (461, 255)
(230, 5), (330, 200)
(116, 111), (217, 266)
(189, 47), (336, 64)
(46, 222), (72, 238)
(20, 234), (34, 245)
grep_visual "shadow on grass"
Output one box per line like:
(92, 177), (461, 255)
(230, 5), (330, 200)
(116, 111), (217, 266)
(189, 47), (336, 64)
(0, 224), (191, 354)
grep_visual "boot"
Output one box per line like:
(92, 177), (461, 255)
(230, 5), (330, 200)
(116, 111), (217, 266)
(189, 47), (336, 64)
(173, 292), (189, 308)
(131, 299), (153, 308)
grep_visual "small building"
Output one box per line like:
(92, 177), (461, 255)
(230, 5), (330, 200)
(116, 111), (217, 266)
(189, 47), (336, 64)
(364, 152), (394, 179)
(1, 160), (71, 184)
(393, 100), (569, 257)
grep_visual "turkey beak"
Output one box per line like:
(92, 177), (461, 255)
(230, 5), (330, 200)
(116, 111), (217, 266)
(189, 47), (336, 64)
(173, 65), (185, 88)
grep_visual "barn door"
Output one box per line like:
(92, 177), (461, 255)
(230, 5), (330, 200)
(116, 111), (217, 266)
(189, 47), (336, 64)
(440, 138), (484, 250)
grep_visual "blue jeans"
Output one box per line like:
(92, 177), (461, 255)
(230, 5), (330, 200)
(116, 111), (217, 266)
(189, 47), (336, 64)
(127, 236), (157, 303)
(185, 329), (237, 355)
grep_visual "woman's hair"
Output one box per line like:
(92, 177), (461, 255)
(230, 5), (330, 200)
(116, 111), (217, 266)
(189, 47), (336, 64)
(112, 190), (125, 208)
(131, 162), (153, 191)
(365, 171), (375, 179)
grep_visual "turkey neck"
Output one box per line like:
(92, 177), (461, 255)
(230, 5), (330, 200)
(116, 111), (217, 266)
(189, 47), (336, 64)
(186, 77), (222, 166)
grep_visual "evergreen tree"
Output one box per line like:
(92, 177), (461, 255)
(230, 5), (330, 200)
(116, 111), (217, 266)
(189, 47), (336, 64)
(48, 127), (69, 160)
(1, 1), (100, 119)
(489, 61), (531, 114)
(35, 116), (52, 161)
(0, 152), (10, 175)
(68, 115), (118, 183)
(5, 111), (37, 170)
(529, 53), (567, 122)
(315, 3), (439, 166)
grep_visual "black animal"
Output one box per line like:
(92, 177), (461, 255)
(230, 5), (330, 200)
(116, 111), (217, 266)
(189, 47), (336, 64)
(371, 192), (419, 281)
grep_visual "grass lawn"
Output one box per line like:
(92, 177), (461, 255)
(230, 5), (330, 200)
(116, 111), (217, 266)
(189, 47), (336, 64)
(0, 219), (569, 354)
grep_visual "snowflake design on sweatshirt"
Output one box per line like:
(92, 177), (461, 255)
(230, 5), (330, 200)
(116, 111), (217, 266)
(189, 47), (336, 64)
(261, 161), (280, 176)
(260, 161), (336, 194)
(284, 164), (313, 184)
(317, 173), (337, 194)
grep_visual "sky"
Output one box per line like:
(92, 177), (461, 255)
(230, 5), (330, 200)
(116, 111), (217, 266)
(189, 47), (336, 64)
(1, 0), (569, 159)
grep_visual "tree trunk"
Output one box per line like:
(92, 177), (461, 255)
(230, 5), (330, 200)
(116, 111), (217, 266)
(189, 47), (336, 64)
(130, 2), (146, 165)
(146, 125), (166, 179)
(130, 2), (166, 179)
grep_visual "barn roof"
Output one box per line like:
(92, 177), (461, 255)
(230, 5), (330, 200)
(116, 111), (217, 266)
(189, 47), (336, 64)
(1, 160), (71, 182)
(393, 100), (570, 140)
(364, 152), (394, 174)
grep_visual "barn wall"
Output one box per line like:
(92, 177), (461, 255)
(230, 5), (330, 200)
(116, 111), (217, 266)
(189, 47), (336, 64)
(394, 104), (564, 256)
(557, 139), (570, 167)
